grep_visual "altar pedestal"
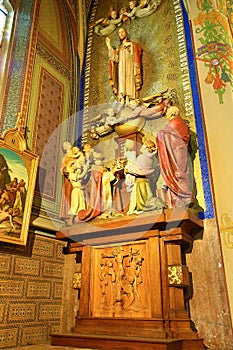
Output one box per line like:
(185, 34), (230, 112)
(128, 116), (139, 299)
(51, 209), (205, 350)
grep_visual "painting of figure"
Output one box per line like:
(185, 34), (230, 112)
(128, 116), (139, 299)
(0, 148), (28, 239)
(0, 126), (39, 245)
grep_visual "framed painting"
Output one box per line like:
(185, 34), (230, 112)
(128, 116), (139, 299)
(0, 126), (39, 245)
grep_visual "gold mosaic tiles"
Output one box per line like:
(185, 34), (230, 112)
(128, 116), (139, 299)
(0, 328), (18, 348)
(13, 257), (40, 276)
(0, 234), (66, 349)
(42, 261), (64, 278)
(0, 255), (11, 273)
(26, 281), (51, 298)
(21, 325), (48, 346)
(0, 280), (24, 297)
(8, 303), (36, 322)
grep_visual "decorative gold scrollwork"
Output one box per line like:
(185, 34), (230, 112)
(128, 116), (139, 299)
(168, 265), (183, 285)
(72, 272), (82, 289)
(220, 213), (233, 249)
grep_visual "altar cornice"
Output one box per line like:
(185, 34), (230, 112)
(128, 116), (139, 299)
(56, 208), (203, 248)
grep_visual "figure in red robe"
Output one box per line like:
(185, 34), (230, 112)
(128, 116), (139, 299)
(106, 27), (142, 104)
(156, 106), (193, 208)
(77, 154), (104, 222)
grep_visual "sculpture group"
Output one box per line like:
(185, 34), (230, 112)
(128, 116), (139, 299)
(60, 17), (195, 225)
(91, 1), (163, 37)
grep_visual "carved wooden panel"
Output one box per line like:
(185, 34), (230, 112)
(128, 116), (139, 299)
(90, 241), (152, 318)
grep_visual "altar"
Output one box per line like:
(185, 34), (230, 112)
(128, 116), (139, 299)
(51, 209), (205, 350)
(52, 3), (206, 347)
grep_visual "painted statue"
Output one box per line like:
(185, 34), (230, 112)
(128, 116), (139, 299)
(66, 163), (87, 225)
(89, 107), (127, 140)
(93, 9), (123, 37)
(126, 139), (164, 214)
(156, 106), (193, 208)
(88, 92), (170, 140)
(105, 28), (143, 103)
(101, 167), (116, 215)
(59, 142), (73, 222)
(91, 1), (162, 36)
(124, 139), (137, 192)
(124, 0), (162, 19)
(59, 143), (86, 223)
(77, 152), (105, 222)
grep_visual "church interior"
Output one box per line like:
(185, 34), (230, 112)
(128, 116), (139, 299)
(0, 0), (233, 349)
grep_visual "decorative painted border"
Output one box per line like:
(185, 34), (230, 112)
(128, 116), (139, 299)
(1, 0), (34, 133)
(36, 42), (71, 80)
(193, 0), (233, 104)
(220, 213), (233, 249)
(19, 0), (41, 133)
(75, 0), (97, 147)
(181, 0), (214, 219)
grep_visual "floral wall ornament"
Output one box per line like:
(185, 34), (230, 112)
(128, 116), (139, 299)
(220, 213), (233, 249)
(194, 0), (233, 104)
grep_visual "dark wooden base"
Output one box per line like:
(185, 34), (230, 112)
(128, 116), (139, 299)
(51, 333), (204, 350)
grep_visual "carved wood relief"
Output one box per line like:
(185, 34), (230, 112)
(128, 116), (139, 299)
(91, 242), (151, 318)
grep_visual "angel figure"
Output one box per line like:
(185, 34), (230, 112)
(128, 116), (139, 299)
(124, 0), (162, 19)
(93, 9), (123, 36)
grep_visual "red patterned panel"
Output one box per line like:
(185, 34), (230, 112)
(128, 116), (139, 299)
(34, 69), (63, 201)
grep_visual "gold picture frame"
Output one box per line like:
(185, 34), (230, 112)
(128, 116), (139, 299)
(0, 127), (39, 245)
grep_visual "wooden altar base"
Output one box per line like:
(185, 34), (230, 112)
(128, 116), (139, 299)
(53, 209), (205, 350)
(51, 333), (204, 350)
